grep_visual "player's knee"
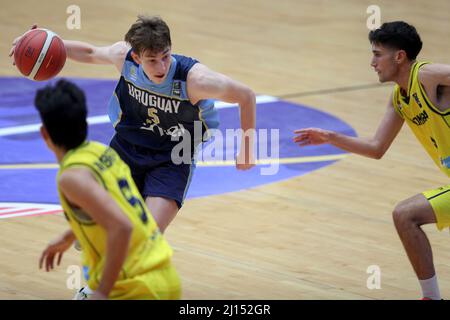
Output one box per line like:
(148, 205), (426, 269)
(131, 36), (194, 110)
(392, 201), (414, 228)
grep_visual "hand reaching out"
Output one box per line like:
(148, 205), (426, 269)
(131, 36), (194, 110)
(9, 24), (38, 65)
(293, 128), (332, 146)
(39, 230), (75, 272)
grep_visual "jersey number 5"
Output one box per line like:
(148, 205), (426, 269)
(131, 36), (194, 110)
(146, 108), (160, 125)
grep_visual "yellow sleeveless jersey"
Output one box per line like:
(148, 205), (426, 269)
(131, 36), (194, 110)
(57, 141), (174, 291)
(392, 61), (450, 178)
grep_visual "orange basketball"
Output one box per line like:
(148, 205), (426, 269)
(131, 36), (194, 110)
(14, 28), (66, 81)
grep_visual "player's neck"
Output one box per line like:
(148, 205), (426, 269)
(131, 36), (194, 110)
(54, 148), (67, 164)
(395, 60), (416, 92)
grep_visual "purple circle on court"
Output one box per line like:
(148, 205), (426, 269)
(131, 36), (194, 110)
(0, 77), (356, 204)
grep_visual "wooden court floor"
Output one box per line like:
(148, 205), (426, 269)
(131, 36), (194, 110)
(0, 0), (449, 299)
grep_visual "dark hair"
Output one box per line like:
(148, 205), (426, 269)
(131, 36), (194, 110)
(124, 15), (171, 55)
(34, 79), (87, 150)
(368, 21), (422, 60)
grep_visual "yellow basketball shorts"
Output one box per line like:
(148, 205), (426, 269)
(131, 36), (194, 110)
(423, 185), (450, 231)
(94, 264), (181, 300)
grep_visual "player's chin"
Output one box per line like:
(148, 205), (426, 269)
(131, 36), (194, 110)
(377, 74), (389, 83)
(152, 75), (166, 83)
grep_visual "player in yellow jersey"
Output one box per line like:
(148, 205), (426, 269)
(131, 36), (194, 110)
(35, 80), (181, 300)
(294, 21), (450, 300)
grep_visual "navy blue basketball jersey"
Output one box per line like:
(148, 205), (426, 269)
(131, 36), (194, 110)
(108, 50), (219, 150)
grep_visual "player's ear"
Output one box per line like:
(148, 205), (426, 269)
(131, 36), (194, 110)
(395, 50), (407, 64)
(40, 125), (53, 148)
(130, 51), (141, 65)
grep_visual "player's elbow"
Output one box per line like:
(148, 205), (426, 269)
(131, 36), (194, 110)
(371, 146), (386, 160)
(120, 219), (133, 235)
(372, 151), (384, 160)
(238, 86), (256, 107)
(110, 216), (133, 239)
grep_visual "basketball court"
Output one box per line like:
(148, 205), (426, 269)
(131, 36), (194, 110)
(0, 0), (449, 299)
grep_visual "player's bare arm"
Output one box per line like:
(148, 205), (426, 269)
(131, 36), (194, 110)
(58, 167), (133, 299)
(63, 40), (129, 72)
(9, 25), (128, 72)
(187, 63), (256, 169)
(419, 63), (450, 110)
(294, 94), (404, 159)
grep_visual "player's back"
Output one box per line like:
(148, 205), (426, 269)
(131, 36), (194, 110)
(57, 141), (180, 299)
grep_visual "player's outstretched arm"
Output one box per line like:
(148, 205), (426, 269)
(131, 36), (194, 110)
(294, 95), (404, 159)
(187, 63), (256, 170)
(9, 24), (128, 72)
(59, 167), (133, 299)
(63, 40), (129, 72)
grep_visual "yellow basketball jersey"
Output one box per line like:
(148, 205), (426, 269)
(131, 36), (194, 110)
(57, 141), (174, 293)
(392, 61), (450, 178)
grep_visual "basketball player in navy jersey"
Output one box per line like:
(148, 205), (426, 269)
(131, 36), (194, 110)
(10, 16), (256, 233)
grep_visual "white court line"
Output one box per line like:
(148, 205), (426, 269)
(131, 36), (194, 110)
(0, 95), (278, 137)
(0, 202), (62, 219)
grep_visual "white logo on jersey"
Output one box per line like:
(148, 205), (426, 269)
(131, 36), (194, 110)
(127, 83), (181, 114)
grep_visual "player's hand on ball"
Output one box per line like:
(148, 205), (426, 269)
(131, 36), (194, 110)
(39, 232), (74, 272)
(293, 128), (332, 146)
(9, 24), (38, 65)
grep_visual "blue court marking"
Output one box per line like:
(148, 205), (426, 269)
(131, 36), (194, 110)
(0, 77), (356, 205)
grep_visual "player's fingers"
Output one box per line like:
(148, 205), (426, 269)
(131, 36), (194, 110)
(50, 253), (56, 270)
(237, 163), (254, 170)
(57, 252), (64, 266)
(293, 133), (308, 139)
(293, 135), (308, 143)
(293, 128), (312, 134)
(39, 251), (47, 269)
(297, 140), (310, 147)
(45, 254), (50, 272)
(10, 24), (36, 50)
(46, 253), (54, 272)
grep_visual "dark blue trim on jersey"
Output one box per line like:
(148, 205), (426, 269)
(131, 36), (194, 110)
(125, 49), (138, 66)
(172, 54), (199, 81)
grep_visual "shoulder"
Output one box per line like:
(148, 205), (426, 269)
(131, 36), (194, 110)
(59, 167), (95, 190)
(172, 54), (199, 80)
(418, 62), (450, 84)
(109, 41), (130, 66)
(173, 53), (199, 65)
(187, 63), (228, 87)
(110, 41), (130, 57)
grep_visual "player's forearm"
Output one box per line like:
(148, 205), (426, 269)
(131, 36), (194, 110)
(328, 132), (384, 159)
(62, 228), (76, 243)
(238, 91), (256, 153)
(63, 40), (111, 64)
(63, 40), (95, 63)
(96, 224), (132, 297)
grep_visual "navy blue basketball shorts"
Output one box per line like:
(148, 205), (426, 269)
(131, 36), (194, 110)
(110, 134), (195, 208)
